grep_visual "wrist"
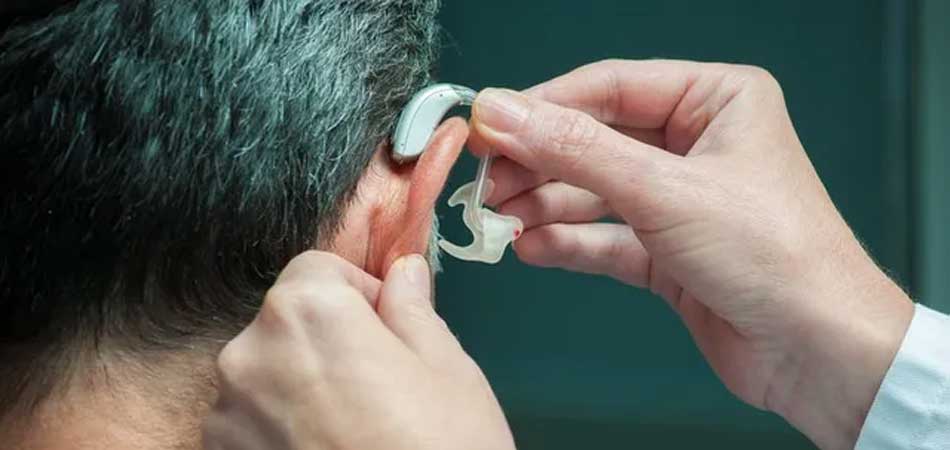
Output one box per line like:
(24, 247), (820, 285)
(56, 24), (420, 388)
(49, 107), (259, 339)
(767, 245), (913, 450)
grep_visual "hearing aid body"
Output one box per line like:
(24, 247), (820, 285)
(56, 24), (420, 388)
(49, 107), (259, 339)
(392, 84), (478, 163)
(392, 84), (523, 264)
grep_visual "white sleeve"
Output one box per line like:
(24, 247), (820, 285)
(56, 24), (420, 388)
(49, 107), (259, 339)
(855, 303), (950, 450)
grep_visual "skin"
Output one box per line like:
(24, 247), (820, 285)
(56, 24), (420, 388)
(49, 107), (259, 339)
(206, 59), (913, 450)
(10, 118), (480, 450)
(203, 118), (518, 450)
(471, 59), (913, 449)
(202, 252), (516, 450)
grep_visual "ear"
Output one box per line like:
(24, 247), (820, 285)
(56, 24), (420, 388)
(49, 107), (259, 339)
(364, 117), (469, 277)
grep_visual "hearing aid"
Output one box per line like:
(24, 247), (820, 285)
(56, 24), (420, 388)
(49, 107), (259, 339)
(392, 83), (523, 264)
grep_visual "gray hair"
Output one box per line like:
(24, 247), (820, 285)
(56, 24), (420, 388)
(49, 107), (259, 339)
(0, 0), (441, 416)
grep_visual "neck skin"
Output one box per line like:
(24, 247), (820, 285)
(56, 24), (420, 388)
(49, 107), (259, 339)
(3, 352), (219, 450)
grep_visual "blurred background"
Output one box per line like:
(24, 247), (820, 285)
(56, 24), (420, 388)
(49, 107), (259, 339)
(434, 1), (949, 448)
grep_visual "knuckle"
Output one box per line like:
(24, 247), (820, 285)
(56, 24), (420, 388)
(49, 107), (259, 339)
(566, 60), (607, 81)
(285, 250), (322, 272)
(216, 341), (252, 387)
(277, 250), (345, 288)
(260, 282), (362, 330)
(585, 58), (626, 73)
(571, 61), (623, 123)
(294, 249), (333, 264)
(546, 109), (599, 165)
(259, 284), (301, 328)
(744, 64), (775, 82)
(734, 64), (783, 93)
(293, 250), (343, 274)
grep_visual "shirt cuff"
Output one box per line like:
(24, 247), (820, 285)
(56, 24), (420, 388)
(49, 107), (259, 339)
(855, 303), (950, 450)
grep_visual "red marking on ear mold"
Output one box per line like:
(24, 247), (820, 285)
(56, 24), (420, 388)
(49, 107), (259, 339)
(513, 229), (521, 239)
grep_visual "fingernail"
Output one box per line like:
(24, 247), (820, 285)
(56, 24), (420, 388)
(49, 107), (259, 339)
(398, 254), (429, 289)
(475, 88), (530, 133)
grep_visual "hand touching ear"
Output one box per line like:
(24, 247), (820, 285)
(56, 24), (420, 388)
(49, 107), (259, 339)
(203, 251), (515, 450)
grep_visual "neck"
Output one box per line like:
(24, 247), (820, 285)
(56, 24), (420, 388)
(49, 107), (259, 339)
(4, 351), (218, 450)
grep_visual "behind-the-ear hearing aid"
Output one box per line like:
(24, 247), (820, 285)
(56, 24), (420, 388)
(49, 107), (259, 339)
(392, 83), (523, 264)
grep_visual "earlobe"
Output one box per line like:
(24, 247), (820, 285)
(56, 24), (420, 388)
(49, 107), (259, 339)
(369, 117), (469, 276)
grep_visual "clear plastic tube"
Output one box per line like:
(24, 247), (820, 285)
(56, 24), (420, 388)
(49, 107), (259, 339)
(465, 154), (493, 232)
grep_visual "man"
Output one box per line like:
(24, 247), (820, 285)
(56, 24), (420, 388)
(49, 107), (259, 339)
(0, 1), (464, 448)
(6, 3), (948, 450)
(205, 61), (949, 450)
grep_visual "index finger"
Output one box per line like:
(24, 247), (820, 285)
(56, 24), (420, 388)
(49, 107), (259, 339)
(470, 87), (679, 211)
(257, 251), (388, 343)
(524, 59), (701, 129)
(275, 250), (382, 307)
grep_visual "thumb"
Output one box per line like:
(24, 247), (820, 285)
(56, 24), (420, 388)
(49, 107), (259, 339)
(472, 88), (680, 214)
(376, 254), (467, 366)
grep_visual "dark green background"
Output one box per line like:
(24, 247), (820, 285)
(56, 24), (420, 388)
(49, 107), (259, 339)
(433, 1), (911, 449)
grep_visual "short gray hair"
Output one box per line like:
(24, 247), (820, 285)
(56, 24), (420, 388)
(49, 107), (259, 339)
(0, 0), (441, 415)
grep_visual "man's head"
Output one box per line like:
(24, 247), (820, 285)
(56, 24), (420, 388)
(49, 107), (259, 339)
(0, 0), (465, 426)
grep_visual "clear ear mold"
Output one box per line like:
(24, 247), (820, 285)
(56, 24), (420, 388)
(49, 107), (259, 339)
(438, 156), (523, 264)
